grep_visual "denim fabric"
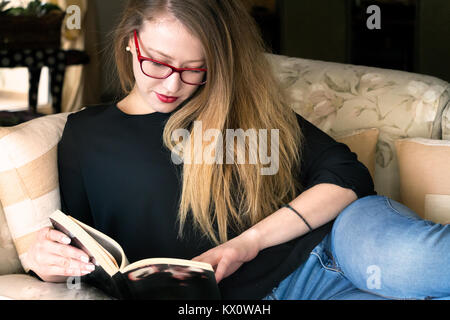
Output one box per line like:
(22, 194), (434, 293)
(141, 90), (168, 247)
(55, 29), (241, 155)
(263, 195), (450, 300)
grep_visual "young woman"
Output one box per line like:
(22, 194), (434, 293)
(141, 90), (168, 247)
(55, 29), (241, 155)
(26, 0), (450, 300)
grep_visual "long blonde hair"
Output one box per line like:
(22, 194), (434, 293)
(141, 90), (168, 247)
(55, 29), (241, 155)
(112, 0), (304, 245)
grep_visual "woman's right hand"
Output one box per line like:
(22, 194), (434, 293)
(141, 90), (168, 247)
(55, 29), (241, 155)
(27, 227), (96, 282)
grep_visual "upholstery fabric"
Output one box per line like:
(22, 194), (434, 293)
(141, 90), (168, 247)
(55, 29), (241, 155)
(0, 203), (23, 275)
(424, 194), (450, 225)
(0, 113), (70, 272)
(0, 274), (111, 300)
(266, 53), (450, 201)
(443, 104), (450, 140)
(332, 128), (379, 180)
(395, 138), (450, 219)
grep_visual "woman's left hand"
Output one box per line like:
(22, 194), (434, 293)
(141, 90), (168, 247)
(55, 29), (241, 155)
(192, 229), (261, 283)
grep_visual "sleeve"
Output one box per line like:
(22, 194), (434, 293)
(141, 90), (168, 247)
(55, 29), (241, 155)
(296, 114), (377, 199)
(57, 114), (95, 226)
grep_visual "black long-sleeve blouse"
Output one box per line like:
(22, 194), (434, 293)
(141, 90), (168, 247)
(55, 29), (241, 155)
(57, 103), (376, 299)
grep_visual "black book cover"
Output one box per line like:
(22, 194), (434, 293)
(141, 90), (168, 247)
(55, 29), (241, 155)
(50, 213), (221, 300)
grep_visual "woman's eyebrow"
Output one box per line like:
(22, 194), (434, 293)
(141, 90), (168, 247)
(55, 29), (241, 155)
(146, 46), (205, 63)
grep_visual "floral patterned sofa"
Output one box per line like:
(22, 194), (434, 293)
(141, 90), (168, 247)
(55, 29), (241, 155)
(0, 53), (449, 300)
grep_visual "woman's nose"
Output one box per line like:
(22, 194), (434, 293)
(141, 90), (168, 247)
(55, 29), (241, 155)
(162, 71), (182, 93)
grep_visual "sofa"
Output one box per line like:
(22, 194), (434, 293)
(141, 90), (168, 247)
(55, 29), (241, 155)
(0, 53), (449, 300)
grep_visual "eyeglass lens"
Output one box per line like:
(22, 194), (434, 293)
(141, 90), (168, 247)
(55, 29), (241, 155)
(141, 60), (206, 85)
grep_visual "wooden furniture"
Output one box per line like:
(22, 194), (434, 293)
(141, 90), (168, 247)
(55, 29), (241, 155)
(0, 48), (89, 114)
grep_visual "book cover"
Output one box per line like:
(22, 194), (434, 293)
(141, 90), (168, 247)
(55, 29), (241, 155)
(49, 210), (221, 300)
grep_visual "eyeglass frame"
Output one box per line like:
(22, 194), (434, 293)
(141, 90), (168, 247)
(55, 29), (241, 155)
(133, 29), (208, 86)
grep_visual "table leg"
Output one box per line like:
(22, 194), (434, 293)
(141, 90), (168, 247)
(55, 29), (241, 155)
(49, 66), (66, 114)
(27, 67), (42, 114)
(49, 51), (68, 114)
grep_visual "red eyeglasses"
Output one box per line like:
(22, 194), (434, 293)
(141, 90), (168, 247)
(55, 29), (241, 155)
(133, 30), (207, 86)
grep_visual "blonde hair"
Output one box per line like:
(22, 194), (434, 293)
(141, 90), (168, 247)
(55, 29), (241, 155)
(111, 0), (304, 245)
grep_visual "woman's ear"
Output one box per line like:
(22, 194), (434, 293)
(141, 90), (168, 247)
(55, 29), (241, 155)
(126, 38), (134, 54)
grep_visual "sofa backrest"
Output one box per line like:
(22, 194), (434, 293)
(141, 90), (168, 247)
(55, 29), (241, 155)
(266, 53), (450, 202)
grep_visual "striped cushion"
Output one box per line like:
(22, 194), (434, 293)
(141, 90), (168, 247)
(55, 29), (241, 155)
(0, 202), (23, 275)
(0, 113), (70, 272)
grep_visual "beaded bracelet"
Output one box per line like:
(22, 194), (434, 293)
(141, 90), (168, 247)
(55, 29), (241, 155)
(282, 203), (313, 232)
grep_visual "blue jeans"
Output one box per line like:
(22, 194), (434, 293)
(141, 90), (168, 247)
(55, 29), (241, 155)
(263, 195), (450, 300)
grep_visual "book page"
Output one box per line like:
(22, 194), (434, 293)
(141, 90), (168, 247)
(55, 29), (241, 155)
(51, 219), (97, 264)
(122, 257), (213, 274)
(71, 217), (128, 268)
(50, 210), (119, 276)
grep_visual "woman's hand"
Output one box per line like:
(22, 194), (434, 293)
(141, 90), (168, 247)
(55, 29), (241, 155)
(26, 227), (96, 282)
(192, 229), (261, 283)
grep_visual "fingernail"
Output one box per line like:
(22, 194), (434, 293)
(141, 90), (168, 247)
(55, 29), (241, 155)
(80, 256), (89, 264)
(85, 264), (95, 271)
(61, 236), (71, 245)
(81, 270), (91, 275)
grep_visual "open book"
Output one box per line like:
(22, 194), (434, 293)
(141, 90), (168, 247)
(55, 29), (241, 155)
(49, 210), (220, 300)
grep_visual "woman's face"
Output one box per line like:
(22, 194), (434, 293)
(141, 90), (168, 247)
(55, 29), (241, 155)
(128, 14), (206, 113)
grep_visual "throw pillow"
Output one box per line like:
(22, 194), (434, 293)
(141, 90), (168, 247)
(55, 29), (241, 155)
(395, 138), (450, 223)
(332, 128), (379, 180)
(424, 194), (450, 225)
(0, 113), (70, 272)
(0, 202), (23, 275)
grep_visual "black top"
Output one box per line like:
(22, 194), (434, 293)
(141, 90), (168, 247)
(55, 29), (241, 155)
(57, 102), (376, 300)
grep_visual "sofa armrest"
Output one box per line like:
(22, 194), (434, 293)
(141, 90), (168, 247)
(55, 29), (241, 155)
(0, 274), (113, 300)
(442, 102), (450, 140)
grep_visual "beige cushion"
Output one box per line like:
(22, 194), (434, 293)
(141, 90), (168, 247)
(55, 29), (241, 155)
(395, 138), (450, 222)
(0, 202), (23, 275)
(332, 128), (379, 180)
(424, 194), (450, 225)
(0, 113), (70, 272)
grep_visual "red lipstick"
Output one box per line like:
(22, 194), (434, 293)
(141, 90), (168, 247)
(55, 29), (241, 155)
(156, 92), (178, 103)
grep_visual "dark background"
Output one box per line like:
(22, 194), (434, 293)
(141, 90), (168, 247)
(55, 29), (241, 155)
(97, 0), (449, 101)
(251, 0), (449, 80)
